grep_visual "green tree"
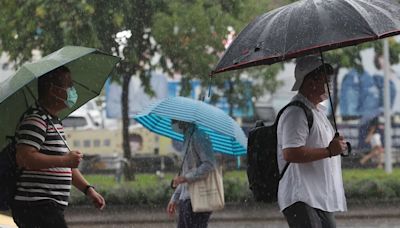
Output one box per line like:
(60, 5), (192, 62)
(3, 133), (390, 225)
(153, 0), (289, 118)
(0, 0), (164, 180)
(100, 0), (163, 180)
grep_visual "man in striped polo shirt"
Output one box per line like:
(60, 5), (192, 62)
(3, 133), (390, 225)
(12, 66), (105, 228)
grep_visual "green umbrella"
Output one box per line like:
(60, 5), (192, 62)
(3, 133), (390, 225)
(0, 46), (120, 150)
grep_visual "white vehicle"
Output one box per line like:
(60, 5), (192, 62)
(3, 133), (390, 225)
(63, 100), (102, 130)
(63, 109), (100, 130)
(62, 109), (172, 157)
(62, 101), (180, 173)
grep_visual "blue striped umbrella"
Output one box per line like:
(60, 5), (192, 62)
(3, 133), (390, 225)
(134, 96), (247, 156)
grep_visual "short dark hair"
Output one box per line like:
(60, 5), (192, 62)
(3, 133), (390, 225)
(38, 66), (70, 99)
(369, 117), (379, 128)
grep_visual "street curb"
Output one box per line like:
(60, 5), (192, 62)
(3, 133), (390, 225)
(65, 202), (400, 225)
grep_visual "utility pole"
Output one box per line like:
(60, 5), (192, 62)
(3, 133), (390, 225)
(383, 38), (392, 174)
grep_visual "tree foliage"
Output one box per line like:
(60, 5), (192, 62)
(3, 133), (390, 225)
(2, 0), (398, 179)
(153, 0), (290, 117)
(0, 0), (284, 177)
(0, 0), (164, 180)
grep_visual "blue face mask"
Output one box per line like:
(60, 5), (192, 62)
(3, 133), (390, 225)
(65, 87), (78, 108)
(53, 85), (78, 108)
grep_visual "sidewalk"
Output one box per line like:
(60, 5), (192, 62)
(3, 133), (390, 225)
(65, 201), (400, 225)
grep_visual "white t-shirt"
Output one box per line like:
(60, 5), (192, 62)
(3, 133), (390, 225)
(371, 133), (382, 147)
(277, 94), (347, 212)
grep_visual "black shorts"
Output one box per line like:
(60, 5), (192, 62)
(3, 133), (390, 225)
(12, 200), (68, 228)
(283, 201), (336, 228)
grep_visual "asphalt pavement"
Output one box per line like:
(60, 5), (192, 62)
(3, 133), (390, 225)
(65, 201), (400, 228)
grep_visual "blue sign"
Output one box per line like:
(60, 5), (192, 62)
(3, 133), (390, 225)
(340, 69), (397, 117)
(167, 80), (254, 118)
(105, 74), (254, 119)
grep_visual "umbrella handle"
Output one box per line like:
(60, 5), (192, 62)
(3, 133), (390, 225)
(334, 132), (351, 157)
(170, 179), (177, 189)
(341, 142), (351, 157)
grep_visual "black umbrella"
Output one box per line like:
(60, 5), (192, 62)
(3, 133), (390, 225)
(212, 0), (400, 154)
(213, 0), (400, 74)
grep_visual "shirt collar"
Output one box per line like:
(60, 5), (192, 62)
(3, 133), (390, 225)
(36, 104), (60, 120)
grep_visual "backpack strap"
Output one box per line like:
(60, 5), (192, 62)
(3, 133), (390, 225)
(276, 100), (314, 180)
(275, 100), (313, 130)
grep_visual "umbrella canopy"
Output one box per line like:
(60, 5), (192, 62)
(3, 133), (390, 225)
(0, 46), (120, 150)
(213, 0), (400, 74)
(134, 96), (247, 156)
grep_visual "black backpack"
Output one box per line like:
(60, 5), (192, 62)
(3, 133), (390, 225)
(247, 100), (313, 203)
(0, 106), (47, 211)
(0, 136), (20, 211)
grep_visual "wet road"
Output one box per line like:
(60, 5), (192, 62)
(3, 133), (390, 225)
(68, 218), (400, 228)
(66, 203), (400, 228)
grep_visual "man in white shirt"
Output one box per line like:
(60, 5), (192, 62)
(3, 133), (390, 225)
(277, 56), (348, 228)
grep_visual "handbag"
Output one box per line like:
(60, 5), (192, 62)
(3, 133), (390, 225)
(188, 166), (225, 212)
(171, 127), (225, 212)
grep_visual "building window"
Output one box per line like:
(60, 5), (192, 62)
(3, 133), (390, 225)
(83, 140), (91, 148)
(94, 139), (101, 147)
(103, 139), (111, 147)
(73, 140), (80, 147)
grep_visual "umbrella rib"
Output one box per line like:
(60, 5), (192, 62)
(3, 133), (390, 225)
(362, 2), (400, 35)
(212, 33), (392, 74)
(24, 85), (38, 105)
(22, 87), (30, 108)
(340, 0), (378, 36)
(282, 4), (296, 58)
(134, 97), (247, 156)
(73, 80), (98, 95)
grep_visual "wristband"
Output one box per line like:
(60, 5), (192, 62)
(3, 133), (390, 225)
(84, 185), (95, 195)
(326, 147), (332, 158)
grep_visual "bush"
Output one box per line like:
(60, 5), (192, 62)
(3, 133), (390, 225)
(70, 179), (174, 206)
(345, 179), (397, 200)
(69, 169), (400, 206)
(223, 178), (252, 203)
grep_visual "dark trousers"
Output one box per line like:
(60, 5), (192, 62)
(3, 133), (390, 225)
(178, 199), (212, 228)
(282, 201), (336, 228)
(12, 200), (68, 228)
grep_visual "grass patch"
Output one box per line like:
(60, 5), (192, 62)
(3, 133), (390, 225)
(71, 168), (400, 206)
(343, 168), (400, 182)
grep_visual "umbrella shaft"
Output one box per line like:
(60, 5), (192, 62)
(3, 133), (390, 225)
(319, 52), (337, 132)
(48, 118), (71, 152)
